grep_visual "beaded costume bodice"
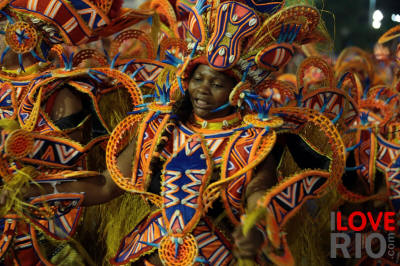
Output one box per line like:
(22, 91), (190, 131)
(111, 111), (273, 264)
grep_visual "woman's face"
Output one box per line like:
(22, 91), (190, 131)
(188, 64), (236, 119)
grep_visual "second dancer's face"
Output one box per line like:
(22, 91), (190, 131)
(188, 64), (236, 119)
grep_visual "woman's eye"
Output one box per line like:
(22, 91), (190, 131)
(212, 83), (223, 88)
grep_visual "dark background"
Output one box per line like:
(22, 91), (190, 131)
(319, 0), (400, 53)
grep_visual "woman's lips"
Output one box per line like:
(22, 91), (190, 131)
(194, 98), (211, 108)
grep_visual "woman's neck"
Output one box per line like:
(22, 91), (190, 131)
(188, 112), (241, 130)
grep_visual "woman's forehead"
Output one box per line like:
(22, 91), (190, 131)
(192, 64), (232, 80)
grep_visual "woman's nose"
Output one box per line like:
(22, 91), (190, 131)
(197, 80), (211, 94)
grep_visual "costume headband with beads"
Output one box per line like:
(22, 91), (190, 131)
(164, 0), (327, 113)
(182, 3), (320, 67)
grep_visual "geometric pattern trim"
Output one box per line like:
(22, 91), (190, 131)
(112, 211), (166, 264)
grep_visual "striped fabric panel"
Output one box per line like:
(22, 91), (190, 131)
(193, 219), (233, 265)
(113, 212), (166, 264)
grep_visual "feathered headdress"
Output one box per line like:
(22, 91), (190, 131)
(176, 0), (324, 88)
(136, 0), (329, 112)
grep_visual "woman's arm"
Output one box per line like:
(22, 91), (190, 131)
(233, 153), (278, 260)
(0, 175), (120, 207)
(245, 153), (278, 211)
(4, 138), (136, 207)
(26, 171), (124, 206)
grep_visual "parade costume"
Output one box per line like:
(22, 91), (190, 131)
(320, 27), (400, 265)
(105, 0), (346, 264)
(0, 0), (153, 264)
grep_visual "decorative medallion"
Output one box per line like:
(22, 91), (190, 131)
(5, 21), (38, 54)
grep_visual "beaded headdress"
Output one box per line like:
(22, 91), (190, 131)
(171, 0), (326, 104)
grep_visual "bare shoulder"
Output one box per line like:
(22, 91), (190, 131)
(245, 153), (278, 199)
(49, 88), (83, 121)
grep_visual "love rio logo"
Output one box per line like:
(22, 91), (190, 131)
(330, 211), (397, 259)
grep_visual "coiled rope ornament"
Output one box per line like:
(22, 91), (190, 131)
(5, 21), (38, 54)
(159, 234), (198, 266)
(243, 114), (284, 128)
(4, 129), (34, 159)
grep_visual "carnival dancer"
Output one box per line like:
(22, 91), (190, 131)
(326, 26), (400, 265)
(0, 0), (153, 264)
(105, 0), (347, 264)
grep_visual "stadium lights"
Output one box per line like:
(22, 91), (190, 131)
(373, 10), (383, 21)
(372, 20), (381, 29)
(392, 14), (400, 23)
(372, 10), (383, 29)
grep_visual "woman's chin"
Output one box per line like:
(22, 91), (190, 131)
(194, 109), (213, 119)
(193, 109), (231, 120)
